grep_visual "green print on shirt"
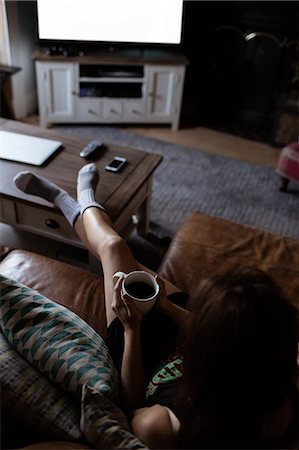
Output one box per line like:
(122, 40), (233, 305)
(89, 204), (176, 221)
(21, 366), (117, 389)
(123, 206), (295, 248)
(146, 357), (183, 399)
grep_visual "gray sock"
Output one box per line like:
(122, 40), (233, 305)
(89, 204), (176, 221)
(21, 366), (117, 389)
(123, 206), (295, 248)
(14, 171), (80, 226)
(77, 163), (106, 215)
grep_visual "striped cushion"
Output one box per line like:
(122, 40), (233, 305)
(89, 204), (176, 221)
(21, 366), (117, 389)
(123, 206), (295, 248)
(0, 275), (118, 401)
(0, 331), (82, 442)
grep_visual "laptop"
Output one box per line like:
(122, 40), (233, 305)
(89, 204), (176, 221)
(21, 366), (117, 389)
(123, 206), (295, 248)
(0, 131), (62, 166)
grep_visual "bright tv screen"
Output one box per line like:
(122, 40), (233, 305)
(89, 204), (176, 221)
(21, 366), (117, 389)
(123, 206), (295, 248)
(37, 0), (184, 45)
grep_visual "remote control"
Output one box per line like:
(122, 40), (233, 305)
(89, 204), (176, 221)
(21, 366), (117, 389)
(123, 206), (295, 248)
(79, 141), (104, 158)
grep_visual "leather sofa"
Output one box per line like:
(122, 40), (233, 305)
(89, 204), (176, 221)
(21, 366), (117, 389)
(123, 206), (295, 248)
(1, 212), (298, 449)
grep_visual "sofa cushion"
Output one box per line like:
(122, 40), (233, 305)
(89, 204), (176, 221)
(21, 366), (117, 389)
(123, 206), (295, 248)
(81, 384), (147, 449)
(0, 330), (82, 443)
(159, 213), (299, 310)
(0, 244), (11, 262)
(20, 442), (90, 449)
(0, 249), (107, 337)
(0, 275), (118, 401)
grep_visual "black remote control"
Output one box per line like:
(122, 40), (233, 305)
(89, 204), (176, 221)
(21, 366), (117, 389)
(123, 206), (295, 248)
(79, 141), (104, 158)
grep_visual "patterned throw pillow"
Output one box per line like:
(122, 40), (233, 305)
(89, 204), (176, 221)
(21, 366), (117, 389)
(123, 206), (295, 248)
(0, 275), (118, 401)
(0, 331), (82, 443)
(81, 384), (148, 449)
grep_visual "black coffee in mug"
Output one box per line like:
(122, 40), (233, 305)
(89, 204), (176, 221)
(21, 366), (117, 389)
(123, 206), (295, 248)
(125, 281), (155, 299)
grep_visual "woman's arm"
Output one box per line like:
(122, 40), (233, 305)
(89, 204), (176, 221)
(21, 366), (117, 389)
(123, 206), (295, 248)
(111, 278), (181, 448)
(111, 278), (145, 415)
(131, 405), (178, 449)
(121, 326), (144, 414)
(155, 276), (191, 330)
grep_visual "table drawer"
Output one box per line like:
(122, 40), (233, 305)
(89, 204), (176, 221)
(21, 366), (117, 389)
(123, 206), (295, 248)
(103, 100), (123, 120)
(123, 100), (145, 121)
(15, 203), (79, 244)
(0, 198), (16, 223)
(77, 100), (101, 121)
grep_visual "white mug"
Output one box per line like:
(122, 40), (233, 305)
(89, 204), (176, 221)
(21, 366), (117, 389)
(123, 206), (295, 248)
(113, 270), (159, 315)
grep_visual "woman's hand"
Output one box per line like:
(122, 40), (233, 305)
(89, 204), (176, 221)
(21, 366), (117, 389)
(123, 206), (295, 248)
(111, 277), (143, 330)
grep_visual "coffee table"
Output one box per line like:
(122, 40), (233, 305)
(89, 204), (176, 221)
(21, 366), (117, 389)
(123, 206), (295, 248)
(0, 118), (162, 269)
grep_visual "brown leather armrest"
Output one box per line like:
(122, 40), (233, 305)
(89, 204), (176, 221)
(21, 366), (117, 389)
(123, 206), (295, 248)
(158, 213), (299, 310)
(0, 250), (107, 338)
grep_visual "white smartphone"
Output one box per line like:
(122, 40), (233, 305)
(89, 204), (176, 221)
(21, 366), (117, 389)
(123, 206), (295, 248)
(105, 156), (127, 172)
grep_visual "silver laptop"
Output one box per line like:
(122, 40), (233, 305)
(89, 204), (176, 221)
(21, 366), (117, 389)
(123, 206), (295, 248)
(0, 131), (62, 166)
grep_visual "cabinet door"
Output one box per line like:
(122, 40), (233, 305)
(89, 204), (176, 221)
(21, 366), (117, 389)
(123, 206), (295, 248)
(145, 65), (185, 128)
(145, 66), (176, 119)
(43, 63), (78, 122)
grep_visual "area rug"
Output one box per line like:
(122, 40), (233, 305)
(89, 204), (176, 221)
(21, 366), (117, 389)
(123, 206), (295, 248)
(55, 125), (299, 241)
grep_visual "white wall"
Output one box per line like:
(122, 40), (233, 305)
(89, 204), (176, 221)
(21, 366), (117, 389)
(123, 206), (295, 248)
(5, 0), (38, 119)
(0, 0), (11, 64)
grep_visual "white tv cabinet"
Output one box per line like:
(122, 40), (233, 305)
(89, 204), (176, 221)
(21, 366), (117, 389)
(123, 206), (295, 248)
(34, 48), (188, 130)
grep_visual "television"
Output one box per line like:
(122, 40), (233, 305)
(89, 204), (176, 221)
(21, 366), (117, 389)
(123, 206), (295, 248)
(37, 0), (184, 49)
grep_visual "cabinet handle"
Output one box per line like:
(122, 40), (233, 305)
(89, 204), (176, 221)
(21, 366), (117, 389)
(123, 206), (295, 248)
(88, 108), (97, 115)
(71, 91), (79, 96)
(110, 108), (119, 115)
(132, 109), (140, 115)
(153, 94), (163, 100)
(45, 219), (59, 229)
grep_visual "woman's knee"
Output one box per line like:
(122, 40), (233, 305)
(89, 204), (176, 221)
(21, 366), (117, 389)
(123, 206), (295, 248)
(96, 234), (140, 273)
(98, 234), (129, 259)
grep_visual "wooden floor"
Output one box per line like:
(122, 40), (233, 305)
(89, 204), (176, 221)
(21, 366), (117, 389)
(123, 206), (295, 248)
(23, 115), (281, 169)
(125, 124), (281, 168)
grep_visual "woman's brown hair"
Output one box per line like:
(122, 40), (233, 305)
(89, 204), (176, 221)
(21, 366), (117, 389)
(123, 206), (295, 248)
(178, 268), (298, 449)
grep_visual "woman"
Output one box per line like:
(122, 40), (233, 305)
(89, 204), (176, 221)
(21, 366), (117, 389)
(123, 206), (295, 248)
(14, 163), (298, 449)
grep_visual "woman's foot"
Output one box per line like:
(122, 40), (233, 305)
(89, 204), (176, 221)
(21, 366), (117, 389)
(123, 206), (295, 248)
(14, 171), (80, 226)
(77, 163), (106, 215)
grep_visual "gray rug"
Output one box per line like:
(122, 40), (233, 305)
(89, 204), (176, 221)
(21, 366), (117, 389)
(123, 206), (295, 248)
(56, 125), (299, 240)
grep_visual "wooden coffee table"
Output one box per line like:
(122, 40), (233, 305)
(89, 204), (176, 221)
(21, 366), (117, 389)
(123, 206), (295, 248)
(0, 118), (162, 268)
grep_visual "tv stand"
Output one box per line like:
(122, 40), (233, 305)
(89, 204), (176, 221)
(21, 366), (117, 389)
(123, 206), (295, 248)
(33, 48), (188, 130)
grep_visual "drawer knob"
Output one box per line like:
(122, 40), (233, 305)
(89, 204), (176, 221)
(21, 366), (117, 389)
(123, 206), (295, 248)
(45, 219), (59, 229)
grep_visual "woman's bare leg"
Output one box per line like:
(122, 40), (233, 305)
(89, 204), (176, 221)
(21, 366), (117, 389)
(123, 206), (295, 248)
(77, 163), (186, 325)
(79, 206), (141, 325)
